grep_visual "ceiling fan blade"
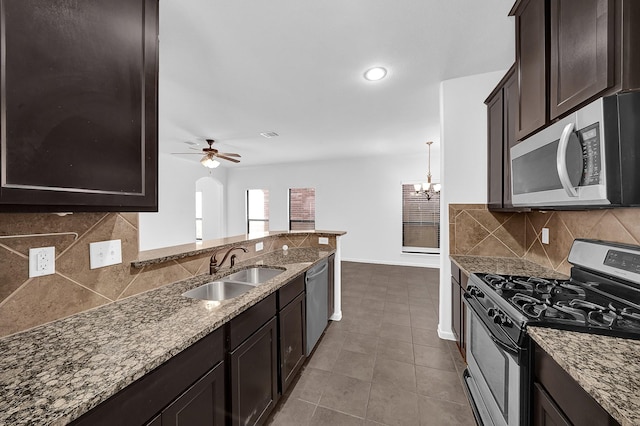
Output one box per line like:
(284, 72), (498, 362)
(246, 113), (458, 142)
(216, 154), (240, 163)
(218, 152), (241, 157)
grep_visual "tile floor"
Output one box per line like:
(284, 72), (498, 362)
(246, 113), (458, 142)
(267, 261), (475, 426)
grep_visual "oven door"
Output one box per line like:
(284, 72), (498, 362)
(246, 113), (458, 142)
(463, 300), (525, 426)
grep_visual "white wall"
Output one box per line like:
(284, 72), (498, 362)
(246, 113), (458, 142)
(437, 70), (506, 339)
(226, 153), (441, 268)
(139, 153), (228, 251)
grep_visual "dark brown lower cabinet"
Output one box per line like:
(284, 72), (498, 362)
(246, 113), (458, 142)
(450, 261), (468, 361)
(533, 343), (619, 425)
(70, 328), (225, 426)
(279, 292), (306, 394)
(229, 317), (279, 426)
(532, 383), (571, 426)
(159, 360), (225, 426)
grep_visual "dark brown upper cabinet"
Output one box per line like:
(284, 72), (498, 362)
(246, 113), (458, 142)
(486, 65), (521, 211)
(0, 0), (159, 212)
(549, 0), (614, 119)
(510, 0), (640, 141)
(513, 0), (547, 141)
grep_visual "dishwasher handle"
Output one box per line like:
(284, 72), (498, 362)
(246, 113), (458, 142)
(305, 263), (328, 282)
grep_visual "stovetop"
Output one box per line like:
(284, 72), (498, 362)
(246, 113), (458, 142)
(474, 272), (640, 340)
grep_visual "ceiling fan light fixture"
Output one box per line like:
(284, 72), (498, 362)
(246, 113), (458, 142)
(364, 67), (387, 81)
(200, 155), (220, 168)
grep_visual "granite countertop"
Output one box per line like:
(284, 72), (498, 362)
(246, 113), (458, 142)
(0, 247), (333, 425)
(529, 327), (640, 426)
(450, 255), (568, 280)
(133, 230), (346, 267)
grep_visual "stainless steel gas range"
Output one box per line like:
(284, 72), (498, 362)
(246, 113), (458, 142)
(462, 239), (640, 426)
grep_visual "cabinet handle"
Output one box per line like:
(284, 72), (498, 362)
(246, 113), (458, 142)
(556, 122), (579, 197)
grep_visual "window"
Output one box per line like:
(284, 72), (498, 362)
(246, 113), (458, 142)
(247, 189), (269, 234)
(402, 184), (440, 254)
(289, 188), (315, 231)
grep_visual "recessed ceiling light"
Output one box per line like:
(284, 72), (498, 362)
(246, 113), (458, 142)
(364, 67), (387, 81)
(260, 131), (279, 138)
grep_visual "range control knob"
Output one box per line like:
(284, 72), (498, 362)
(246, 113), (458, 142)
(493, 314), (504, 325)
(487, 307), (496, 318)
(469, 287), (484, 298)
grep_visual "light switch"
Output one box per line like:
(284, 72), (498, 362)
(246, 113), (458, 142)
(255, 242), (264, 251)
(90, 240), (123, 269)
(318, 237), (329, 245)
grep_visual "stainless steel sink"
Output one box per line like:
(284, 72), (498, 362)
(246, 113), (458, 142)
(182, 281), (255, 301)
(225, 267), (284, 284)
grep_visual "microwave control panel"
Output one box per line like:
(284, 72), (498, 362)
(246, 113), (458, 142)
(578, 123), (602, 186)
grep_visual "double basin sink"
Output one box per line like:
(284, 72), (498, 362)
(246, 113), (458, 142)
(183, 267), (284, 302)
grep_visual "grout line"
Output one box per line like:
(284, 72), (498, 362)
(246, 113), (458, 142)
(0, 277), (34, 309)
(116, 268), (144, 300)
(0, 242), (28, 258)
(57, 212), (110, 258)
(56, 272), (115, 303)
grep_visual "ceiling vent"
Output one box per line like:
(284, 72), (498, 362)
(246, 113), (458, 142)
(260, 132), (279, 138)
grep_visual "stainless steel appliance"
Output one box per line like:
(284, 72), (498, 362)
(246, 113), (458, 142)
(511, 92), (640, 208)
(305, 259), (328, 355)
(463, 239), (640, 426)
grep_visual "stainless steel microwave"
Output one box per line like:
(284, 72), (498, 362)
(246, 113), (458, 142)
(511, 92), (640, 208)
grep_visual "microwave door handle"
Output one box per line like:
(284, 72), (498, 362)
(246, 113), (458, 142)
(557, 122), (579, 197)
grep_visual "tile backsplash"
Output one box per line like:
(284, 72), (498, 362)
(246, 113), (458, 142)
(449, 204), (640, 276)
(0, 213), (334, 338)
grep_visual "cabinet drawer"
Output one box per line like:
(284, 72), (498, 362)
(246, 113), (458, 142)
(460, 271), (469, 290)
(228, 293), (277, 351)
(451, 261), (461, 283)
(278, 274), (304, 309)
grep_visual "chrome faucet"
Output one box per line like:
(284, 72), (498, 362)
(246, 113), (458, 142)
(210, 246), (248, 274)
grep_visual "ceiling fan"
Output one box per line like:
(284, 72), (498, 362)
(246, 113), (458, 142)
(172, 139), (241, 168)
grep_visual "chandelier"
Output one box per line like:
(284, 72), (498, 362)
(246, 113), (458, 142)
(414, 141), (441, 199)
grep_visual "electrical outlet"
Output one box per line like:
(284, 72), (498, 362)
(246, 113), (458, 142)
(255, 242), (264, 251)
(318, 237), (329, 245)
(90, 239), (123, 269)
(29, 246), (55, 278)
(541, 228), (550, 245)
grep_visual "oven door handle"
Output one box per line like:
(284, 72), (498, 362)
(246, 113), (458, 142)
(463, 293), (521, 356)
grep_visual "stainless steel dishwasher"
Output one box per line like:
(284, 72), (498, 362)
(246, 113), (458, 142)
(305, 259), (328, 355)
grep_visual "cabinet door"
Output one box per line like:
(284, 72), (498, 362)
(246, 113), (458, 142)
(229, 317), (278, 426)
(279, 292), (306, 394)
(161, 361), (225, 426)
(549, 0), (613, 119)
(503, 69), (518, 208)
(532, 383), (571, 426)
(487, 88), (504, 210)
(516, 0), (547, 140)
(0, 0), (158, 212)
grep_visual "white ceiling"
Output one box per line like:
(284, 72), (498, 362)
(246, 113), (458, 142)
(159, 0), (515, 168)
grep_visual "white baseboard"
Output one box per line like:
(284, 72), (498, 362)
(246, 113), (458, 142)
(330, 312), (342, 321)
(437, 324), (456, 341)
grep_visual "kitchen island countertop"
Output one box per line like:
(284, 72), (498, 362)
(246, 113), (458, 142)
(0, 247), (333, 425)
(529, 326), (640, 426)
